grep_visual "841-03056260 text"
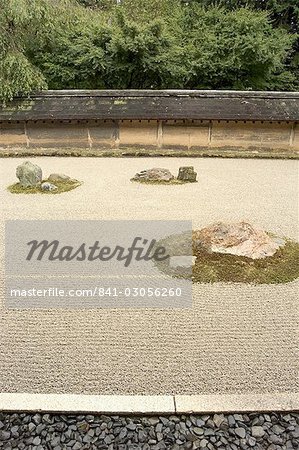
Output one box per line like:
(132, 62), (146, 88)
(9, 286), (183, 298)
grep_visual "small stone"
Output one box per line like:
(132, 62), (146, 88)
(82, 434), (92, 443)
(55, 422), (65, 432)
(156, 423), (163, 433)
(156, 432), (163, 441)
(160, 417), (170, 426)
(185, 443), (193, 449)
(170, 416), (180, 423)
(268, 434), (283, 445)
(149, 417), (160, 426)
(204, 428), (214, 436)
(248, 436), (256, 447)
(227, 414), (236, 427)
(251, 426), (265, 438)
(213, 414), (225, 428)
(32, 437), (41, 445)
(41, 182), (58, 191)
(206, 419), (215, 429)
(32, 414), (42, 425)
(177, 166), (197, 182)
(0, 431), (10, 441)
(72, 443), (82, 450)
(48, 174), (70, 182)
(42, 414), (52, 424)
(28, 423), (36, 432)
(235, 427), (246, 439)
(193, 427), (204, 436)
(200, 439), (209, 448)
(138, 430), (148, 442)
(179, 421), (188, 432)
(272, 424), (285, 434)
(104, 435), (112, 444)
(196, 419), (205, 427)
(186, 432), (198, 442)
(119, 428), (127, 439)
(77, 421), (89, 432)
(35, 424), (46, 434)
(50, 436), (60, 446)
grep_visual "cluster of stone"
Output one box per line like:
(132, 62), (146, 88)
(0, 411), (298, 450)
(132, 167), (197, 183)
(16, 161), (72, 192)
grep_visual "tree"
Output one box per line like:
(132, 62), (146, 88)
(30, 1), (188, 89)
(0, 0), (48, 104)
(27, 3), (110, 89)
(181, 5), (296, 90)
(188, 0), (299, 87)
(0, 0), (297, 102)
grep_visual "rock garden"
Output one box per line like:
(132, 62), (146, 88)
(131, 167), (197, 184)
(8, 161), (81, 194)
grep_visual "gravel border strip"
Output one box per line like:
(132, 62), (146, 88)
(0, 410), (298, 449)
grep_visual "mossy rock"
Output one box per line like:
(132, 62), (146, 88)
(155, 231), (299, 284)
(7, 178), (82, 194)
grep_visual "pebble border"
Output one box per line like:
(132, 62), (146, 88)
(0, 410), (298, 449)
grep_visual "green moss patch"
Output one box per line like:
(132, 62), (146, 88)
(192, 240), (299, 284)
(7, 179), (82, 194)
(155, 232), (299, 284)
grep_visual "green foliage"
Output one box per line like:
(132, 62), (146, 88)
(0, 0), (298, 102)
(0, 0), (49, 103)
(190, 0), (299, 87)
(0, 0), (80, 103)
(182, 5), (296, 89)
(30, 2), (188, 89)
(77, 0), (115, 9)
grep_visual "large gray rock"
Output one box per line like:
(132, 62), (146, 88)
(132, 168), (174, 182)
(16, 161), (42, 187)
(193, 221), (284, 259)
(177, 166), (197, 182)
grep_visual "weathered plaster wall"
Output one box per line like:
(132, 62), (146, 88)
(0, 120), (298, 152)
